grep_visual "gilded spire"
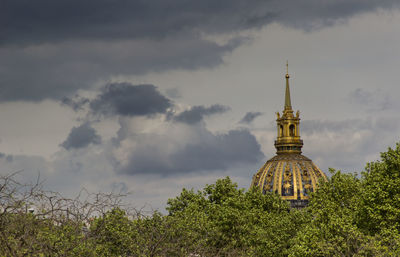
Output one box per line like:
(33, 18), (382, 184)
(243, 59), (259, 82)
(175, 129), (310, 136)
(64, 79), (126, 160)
(275, 62), (303, 154)
(285, 61), (292, 110)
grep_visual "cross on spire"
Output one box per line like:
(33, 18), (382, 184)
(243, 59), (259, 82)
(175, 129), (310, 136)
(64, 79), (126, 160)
(286, 60), (289, 75)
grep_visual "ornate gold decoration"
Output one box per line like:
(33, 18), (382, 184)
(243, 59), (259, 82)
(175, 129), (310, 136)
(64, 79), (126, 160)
(283, 165), (292, 194)
(251, 64), (328, 208)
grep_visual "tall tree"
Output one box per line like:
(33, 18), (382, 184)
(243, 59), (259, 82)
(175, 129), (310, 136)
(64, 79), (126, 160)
(359, 143), (400, 235)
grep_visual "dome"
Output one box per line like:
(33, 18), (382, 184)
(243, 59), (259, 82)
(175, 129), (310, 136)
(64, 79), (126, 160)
(251, 154), (326, 208)
(251, 63), (327, 208)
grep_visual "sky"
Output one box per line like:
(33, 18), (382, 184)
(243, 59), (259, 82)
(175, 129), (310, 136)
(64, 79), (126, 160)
(1, 0), (400, 211)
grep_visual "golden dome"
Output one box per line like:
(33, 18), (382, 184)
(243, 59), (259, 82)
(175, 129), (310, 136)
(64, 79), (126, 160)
(251, 64), (327, 208)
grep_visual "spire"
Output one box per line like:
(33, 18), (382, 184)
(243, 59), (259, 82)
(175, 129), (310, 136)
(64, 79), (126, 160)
(285, 61), (292, 110)
(274, 62), (303, 154)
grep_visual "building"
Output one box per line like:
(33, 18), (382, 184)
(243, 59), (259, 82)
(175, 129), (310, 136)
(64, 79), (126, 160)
(251, 64), (327, 208)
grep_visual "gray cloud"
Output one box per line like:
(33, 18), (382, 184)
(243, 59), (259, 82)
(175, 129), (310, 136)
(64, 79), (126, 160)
(1, 1), (398, 102)
(348, 88), (393, 111)
(301, 118), (372, 135)
(173, 104), (230, 124)
(90, 83), (172, 117)
(0, 152), (13, 162)
(1, 0), (398, 46)
(300, 116), (400, 173)
(119, 127), (264, 175)
(165, 88), (181, 99)
(61, 95), (90, 111)
(6, 155), (13, 162)
(0, 38), (240, 102)
(239, 112), (263, 124)
(0, 155), (48, 185)
(61, 123), (101, 150)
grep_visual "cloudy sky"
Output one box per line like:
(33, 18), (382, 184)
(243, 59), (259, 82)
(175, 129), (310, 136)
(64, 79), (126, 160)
(1, 0), (400, 210)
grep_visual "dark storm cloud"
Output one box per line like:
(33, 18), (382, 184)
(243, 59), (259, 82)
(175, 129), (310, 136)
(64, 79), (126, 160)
(239, 112), (263, 124)
(61, 95), (90, 111)
(1, 0), (398, 102)
(173, 104), (230, 124)
(1, 0), (265, 45)
(1, 0), (398, 46)
(90, 83), (172, 117)
(119, 128), (264, 175)
(0, 38), (240, 102)
(61, 123), (101, 150)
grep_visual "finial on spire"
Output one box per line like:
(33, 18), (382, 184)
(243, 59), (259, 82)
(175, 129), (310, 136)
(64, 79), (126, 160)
(285, 60), (290, 78)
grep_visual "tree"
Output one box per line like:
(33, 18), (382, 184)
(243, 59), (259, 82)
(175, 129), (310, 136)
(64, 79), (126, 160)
(0, 172), (123, 256)
(359, 143), (400, 235)
(166, 177), (299, 256)
(3, 142), (400, 256)
(90, 208), (135, 256)
(289, 169), (370, 257)
(291, 162), (400, 257)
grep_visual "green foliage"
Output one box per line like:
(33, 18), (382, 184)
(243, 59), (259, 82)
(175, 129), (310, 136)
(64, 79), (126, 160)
(359, 143), (400, 235)
(290, 144), (400, 257)
(166, 177), (296, 256)
(0, 212), (94, 256)
(90, 208), (135, 256)
(289, 169), (368, 256)
(2, 143), (400, 256)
